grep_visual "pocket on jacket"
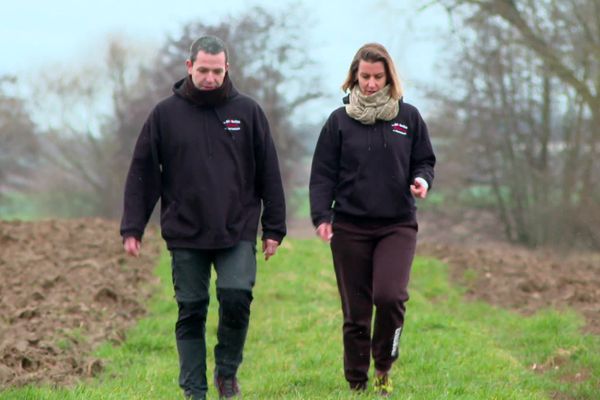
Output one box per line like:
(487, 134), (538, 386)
(347, 154), (407, 216)
(161, 201), (203, 239)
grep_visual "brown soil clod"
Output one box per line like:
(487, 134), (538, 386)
(94, 288), (119, 304)
(85, 359), (103, 377)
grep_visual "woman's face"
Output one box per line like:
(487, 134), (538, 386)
(357, 60), (387, 96)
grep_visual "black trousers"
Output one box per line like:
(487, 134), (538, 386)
(331, 219), (417, 384)
(170, 241), (256, 399)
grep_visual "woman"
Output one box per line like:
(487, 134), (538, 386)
(309, 43), (435, 396)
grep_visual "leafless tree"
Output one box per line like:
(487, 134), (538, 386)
(25, 6), (321, 219)
(0, 76), (39, 199)
(29, 39), (145, 217)
(432, 0), (600, 248)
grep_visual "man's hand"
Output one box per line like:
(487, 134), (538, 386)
(410, 178), (428, 199)
(124, 236), (141, 257)
(316, 222), (333, 243)
(262, 238), (279, 261)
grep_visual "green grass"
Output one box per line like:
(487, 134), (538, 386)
(289, 186), (310, 219)
(0, 192), (42, 220)
(2, 240), (599, 399)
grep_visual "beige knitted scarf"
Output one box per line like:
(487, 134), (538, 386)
(345, 85), (399, 125)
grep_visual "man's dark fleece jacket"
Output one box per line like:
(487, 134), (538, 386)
(120, 74), (286, 249)
(309, 97), (435, 226)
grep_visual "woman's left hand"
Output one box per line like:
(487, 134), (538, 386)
(410, 178), (428, 199)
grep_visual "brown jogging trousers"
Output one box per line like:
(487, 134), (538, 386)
(330, 217), (418, 384)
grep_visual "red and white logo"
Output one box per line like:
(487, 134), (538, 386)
(223, 119), (241, 132)
(391, 122), (408, 135)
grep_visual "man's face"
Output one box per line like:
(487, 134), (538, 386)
(357, 60), (387, 96)
(186, 50), (228, 91)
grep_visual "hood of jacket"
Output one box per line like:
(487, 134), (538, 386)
(173, 73), (239, 107)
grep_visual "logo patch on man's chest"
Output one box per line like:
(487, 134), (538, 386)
(223, 119), (241, 132)
(391, 122), (408, 136)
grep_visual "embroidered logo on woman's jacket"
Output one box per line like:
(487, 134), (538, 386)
(391, 122), (408, 135)
(223, 119), (241, 132)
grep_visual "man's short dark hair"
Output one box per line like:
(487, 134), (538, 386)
(189, 36), (229, 63)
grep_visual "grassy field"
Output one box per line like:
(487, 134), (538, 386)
(2, 239), (599, 399)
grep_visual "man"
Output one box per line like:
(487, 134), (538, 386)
(120, 36), (286, 400)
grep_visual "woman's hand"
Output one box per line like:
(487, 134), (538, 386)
(410, 178), (428, 199)
(316, 222), (333, 243)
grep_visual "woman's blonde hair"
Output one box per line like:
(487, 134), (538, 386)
(341, 43), (403, 100)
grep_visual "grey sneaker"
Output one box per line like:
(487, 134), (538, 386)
(214, 373), (240, 398)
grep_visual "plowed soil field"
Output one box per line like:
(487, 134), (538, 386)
(0, 219), (160, 388)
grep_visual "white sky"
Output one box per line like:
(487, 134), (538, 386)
(0, 0), (452, 120)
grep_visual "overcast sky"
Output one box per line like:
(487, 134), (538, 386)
(1, 0), (451, 120)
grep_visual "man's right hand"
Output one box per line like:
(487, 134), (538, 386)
(124, 237), (141, 257)
(316, 222), (333, 243)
